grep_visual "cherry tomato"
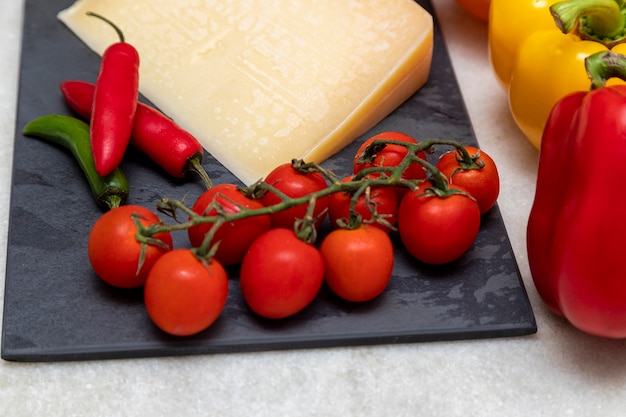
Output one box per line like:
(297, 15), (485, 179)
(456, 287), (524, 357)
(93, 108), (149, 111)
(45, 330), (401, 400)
(436, 146), (500, 214)
(320, 225), (394, 302)
(398, 183), (481, 265)
(353, 132), (427, 197)
(88, 205), (173, 288)
(328, 175), (398, 232)
(259, 162), (329, 229)
(144, 249), (229, 336)
(239, 228), (324, 319)
(454, 0), (490, 22)
(187, 183), (270, 265)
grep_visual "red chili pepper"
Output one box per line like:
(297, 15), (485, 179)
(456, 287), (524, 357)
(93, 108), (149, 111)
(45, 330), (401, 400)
(527, 50), (626, 338)
(61, 80), (212, 188)
(87, 12), (139, 177)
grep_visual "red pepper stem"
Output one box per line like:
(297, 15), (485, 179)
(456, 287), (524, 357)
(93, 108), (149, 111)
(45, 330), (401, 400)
(185, 153), (213, 189)
(86, 11), (126, 42)
(585, 50), (626, 89)
(550, 0), (626, 47)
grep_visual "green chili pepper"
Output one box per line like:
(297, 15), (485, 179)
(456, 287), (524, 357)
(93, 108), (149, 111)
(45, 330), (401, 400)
(22, 114), (129, 210)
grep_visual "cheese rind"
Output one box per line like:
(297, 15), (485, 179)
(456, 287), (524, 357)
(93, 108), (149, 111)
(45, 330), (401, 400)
(58, 0), (433, 185)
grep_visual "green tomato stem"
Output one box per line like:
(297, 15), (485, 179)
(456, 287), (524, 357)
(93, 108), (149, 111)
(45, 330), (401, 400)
(293, 195), (320, 244)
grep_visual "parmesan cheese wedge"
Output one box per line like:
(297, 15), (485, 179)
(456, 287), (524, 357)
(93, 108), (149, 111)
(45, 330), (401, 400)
(58, 0), (433, 185)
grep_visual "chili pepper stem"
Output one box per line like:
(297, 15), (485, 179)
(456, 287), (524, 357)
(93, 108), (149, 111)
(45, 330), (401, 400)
(86, 11), (126, 42)
(185, 153), (213, 189)
(551, 0), (626, 47)
(105, 195), (124, 210)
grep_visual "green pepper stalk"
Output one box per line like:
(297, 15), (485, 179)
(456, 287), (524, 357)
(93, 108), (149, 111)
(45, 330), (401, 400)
(551, 0), (626, 48)
(585, 50), (626, 89)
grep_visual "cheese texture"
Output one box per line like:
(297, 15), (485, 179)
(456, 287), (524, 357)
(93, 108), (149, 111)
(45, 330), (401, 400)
(58, 0), (433, 185)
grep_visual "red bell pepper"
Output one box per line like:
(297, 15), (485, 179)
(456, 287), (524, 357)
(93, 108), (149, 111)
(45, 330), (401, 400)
(527, 50), (626, 338)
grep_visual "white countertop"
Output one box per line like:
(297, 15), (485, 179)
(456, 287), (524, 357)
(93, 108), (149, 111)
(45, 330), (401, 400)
(2, 0), (625, 415)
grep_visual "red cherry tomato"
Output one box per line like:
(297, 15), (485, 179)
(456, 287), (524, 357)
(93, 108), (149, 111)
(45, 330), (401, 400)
(259, 163), (329, 229)
(88, 205), (173, 288)
(144, 249), (229, 336)
(436, 146), (500, 214)
(187, 183), (270, 265)
(398, 183), (481, 265)
(454, 0), (490, 22)
(239, 228), (324, 319)
(353, 132), (427, 197)
(320, 225), (394, 302)
(328, 175), (398, 232)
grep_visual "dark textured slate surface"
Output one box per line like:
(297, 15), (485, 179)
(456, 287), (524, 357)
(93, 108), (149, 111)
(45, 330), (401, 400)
(1, 0), (536, 362)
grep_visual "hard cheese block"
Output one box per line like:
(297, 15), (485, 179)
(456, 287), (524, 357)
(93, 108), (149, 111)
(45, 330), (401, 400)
(58, 0), (433, 185)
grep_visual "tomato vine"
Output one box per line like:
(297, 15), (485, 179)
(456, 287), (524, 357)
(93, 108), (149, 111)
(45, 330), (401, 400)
(141, 138), (481, 247)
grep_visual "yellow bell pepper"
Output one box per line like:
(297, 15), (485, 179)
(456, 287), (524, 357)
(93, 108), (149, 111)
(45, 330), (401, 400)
(509, 0), (626, 149)
(488, 0), (561, 88)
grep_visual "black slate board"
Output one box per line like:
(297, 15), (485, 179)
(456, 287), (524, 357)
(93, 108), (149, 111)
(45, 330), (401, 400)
(1, 0), (536, 362)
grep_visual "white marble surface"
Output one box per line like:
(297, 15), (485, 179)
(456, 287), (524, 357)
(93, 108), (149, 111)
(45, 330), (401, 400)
(1, 0), (626, 415)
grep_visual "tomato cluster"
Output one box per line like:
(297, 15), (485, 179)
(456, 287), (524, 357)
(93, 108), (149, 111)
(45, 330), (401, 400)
(87, 132), (500, 337)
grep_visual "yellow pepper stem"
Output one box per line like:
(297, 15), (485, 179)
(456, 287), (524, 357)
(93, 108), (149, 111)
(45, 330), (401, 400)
(585, 50), (626, 90)
(551, 0), (626, 47)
